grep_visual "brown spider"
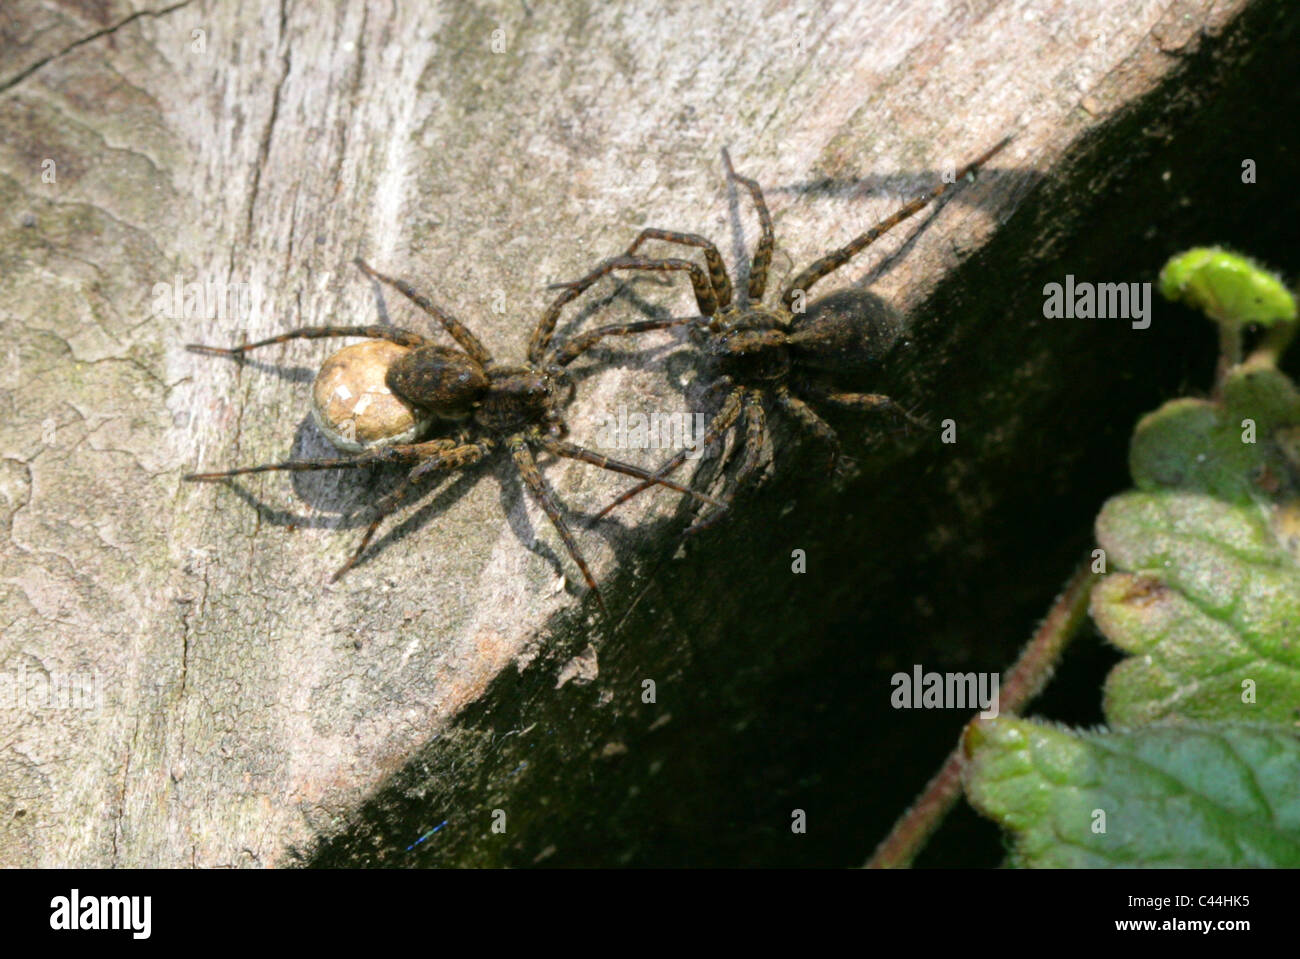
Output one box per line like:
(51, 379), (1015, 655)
(551, 137), (1011, 531)
(184, 257), (726, 613)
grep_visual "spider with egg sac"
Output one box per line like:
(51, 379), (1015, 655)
(184, 257), (727, 612)
(552, 137), (1011, 532)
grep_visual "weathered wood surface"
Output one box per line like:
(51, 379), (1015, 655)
(0, 0), (1281, 866)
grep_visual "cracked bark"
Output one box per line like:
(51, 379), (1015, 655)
(0, 0), (1294, 867)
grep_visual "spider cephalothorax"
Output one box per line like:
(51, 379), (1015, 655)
(184, 257), (725, 612)
(551, 138), (1010, 531)
(697, 309), (791, 382)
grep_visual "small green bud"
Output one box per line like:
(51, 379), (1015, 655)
(1159, 247), (1296, 326)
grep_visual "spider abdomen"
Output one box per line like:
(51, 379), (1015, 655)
(387, 345), (490, 419)
(785, 289), (898, 374)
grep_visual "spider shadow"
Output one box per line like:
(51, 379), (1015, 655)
(282, 415), (450, 519)
(199, 355), (317, 387)
(207, 413), (625, 597)
(206, 413), (482, 571)
(494, 454), (583, 601)
(774, 166), (1018, 205)
(738, 158), (1028, 297)
(548, 276), (692, 383)
(351, 467), (486, 577)
(208, 414), (386, 531)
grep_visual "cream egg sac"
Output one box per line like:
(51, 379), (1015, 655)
(310, 340), (434, 451)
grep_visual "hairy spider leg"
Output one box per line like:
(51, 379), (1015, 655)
(534, 436), (728, 511)
(535, 254), (721, 368)
(622, 228), (733, 311)
(797, 378), (928, 439)
(780, 135), (1012, 309)
(685, 389), (768, 535)
(593, 384), (746, 521)
(354, 257), (494, 366)
(721, 148), (776, 304)
(510, 436), (607, 615)
(507, 431), (736, 615)
(547, 317), (694, 368)
(773, 384), (840, 469)
(801, 383), (912, 417)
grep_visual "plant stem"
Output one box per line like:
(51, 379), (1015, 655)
(864, 560), (1097, 868)
(1213, 318), (1243, 397)
(1248, 320), (1298, 369)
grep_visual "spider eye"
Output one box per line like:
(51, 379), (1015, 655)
(520, 375), (551, 399)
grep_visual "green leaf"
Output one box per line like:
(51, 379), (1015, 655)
(1093, 360), (1300, 725)
(963, 718), (1300, 867)
(1159, 247), (1296, 326)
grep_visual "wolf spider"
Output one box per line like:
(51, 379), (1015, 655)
(184, 257), (726, 612)
(552, 137), (1010, 531)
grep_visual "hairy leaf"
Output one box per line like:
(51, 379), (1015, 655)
(1094, 360), (1300, 725)
(964, 718), (1300, 867)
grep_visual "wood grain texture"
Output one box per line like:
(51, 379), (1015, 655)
(0, 0), (1265, 866)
